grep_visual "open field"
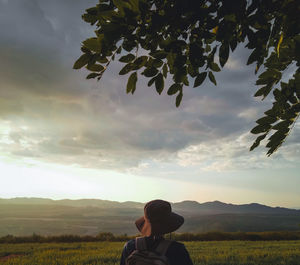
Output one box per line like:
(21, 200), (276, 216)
(1, 240), (300, 265)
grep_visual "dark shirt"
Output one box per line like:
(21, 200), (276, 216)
(120, 237), (194, 265)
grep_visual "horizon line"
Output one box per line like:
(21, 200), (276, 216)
(1, 196), (299, 210)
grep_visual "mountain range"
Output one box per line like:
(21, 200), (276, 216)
(0, 198), (299, 236)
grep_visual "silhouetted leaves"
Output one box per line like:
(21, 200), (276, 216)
(143, 67), (158, 77)
(86, 64), (104, 72)
(167, 84), (181, 95)
(254, 85), (273, 98)
(73, 54), (90, 69)
(250, 133), (267, 151)
(210, 62), (221, 72)
(176, 91), (183, 107)
(127, 72), (137, 94)
(219, 43), (229, 67)
(119, 54), (135, 63)
(75, 0), (300, 156)
(83, 38), (102, 53)
(119, 63), (133, 75)
(194, 72), (207, 88)
(86, 73), (100, 79)
(162, 64), (168, 78)
(147, 76), (156, 87)
(132, 56), (148, 70)
(208, 71), (217, 85)
(155, 73), (164, 95)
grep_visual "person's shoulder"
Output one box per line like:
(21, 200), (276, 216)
(123, 239), (136, 252)
(166, 241), (194, 265)
(170, 240), (185, 247)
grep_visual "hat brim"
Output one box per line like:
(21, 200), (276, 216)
(135, 212), (184, 236)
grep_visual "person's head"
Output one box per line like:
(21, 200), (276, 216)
(135, 199), (184, 237)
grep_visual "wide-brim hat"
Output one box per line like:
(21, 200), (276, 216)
(135, 199), (184, 236)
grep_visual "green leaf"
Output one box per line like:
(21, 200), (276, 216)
(247, 49), (258, 65)
(167, 84), (181, 95)
(258, 69), (281, 80)
(288, 95), (298, 104)
(132, 56), (148, 70)
(224, 14), (236, 22)
(251, 124), (271, 134)
(86, 73), (100, 79)
(81, 46), (90, 54)
(127, 72), (138, 94)
(208, 71), (217, 85)
(73, 54), (90, 69)
(119, 63), (133, 75)
(176, 92), (183, 107)
(272, 120), (291, 131)
(143, 67), (158, 77)
(150, 51), (167, 59)
(152, 59), (163, 68)
(97, 10), (116, 21)
(269, 128), (289, 142)
(119, 54), (135, 63)
(264, 108), (278, 118)
(155, 73), (164, 95)
(273, 89), (284, 101)
(122, 39), (136, 52)
(147, 76), (156, 87)
(267, 130), (287, 149)
(230, 39), (237, 52)
(256, 116), (277, 125)
(267, 145), (280, 156)
(250, 133), (267, 151)
(219, 43), (229, 67)
(97, 57), (108, 64)
(83, 38), (102, 53)
(116, 46), (122, 54)
(194, 72), (207, 88)
(113, 0), (130, 14)
(86, 64), (104, 72)
(82, 13), (97, 25)
(187, 63), (198, 77)
(210, 62), (221, 72)
(254, 85), (273, 98)
(162, 64), (168, 78)
(183, 75), (189, 86)
(128, 0), (140, 13)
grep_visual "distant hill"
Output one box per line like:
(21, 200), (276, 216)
(1, 198), (298, 214)
(172, 200), (299, 215)
(0, 197), (143, 209)
(0, 198), (299, 236)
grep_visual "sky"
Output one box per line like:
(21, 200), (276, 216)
(0, 0), (299, 208)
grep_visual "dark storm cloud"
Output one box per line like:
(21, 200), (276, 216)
(0, 0), (298, 171)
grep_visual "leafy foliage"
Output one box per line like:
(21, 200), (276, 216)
(74, 0), (300, 155)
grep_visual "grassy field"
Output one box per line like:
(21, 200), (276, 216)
(0, 240), (300, 265)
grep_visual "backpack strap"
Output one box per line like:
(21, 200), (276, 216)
(135, 237), (147, 251)
(155, 239), (172, 255)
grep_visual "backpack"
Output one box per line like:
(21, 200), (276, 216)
(126, 237), (172, 265)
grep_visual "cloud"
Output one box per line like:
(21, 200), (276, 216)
(0, 0), (299, 175)
(238, 108), (260, 121)
(176, 128), (300, 172)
